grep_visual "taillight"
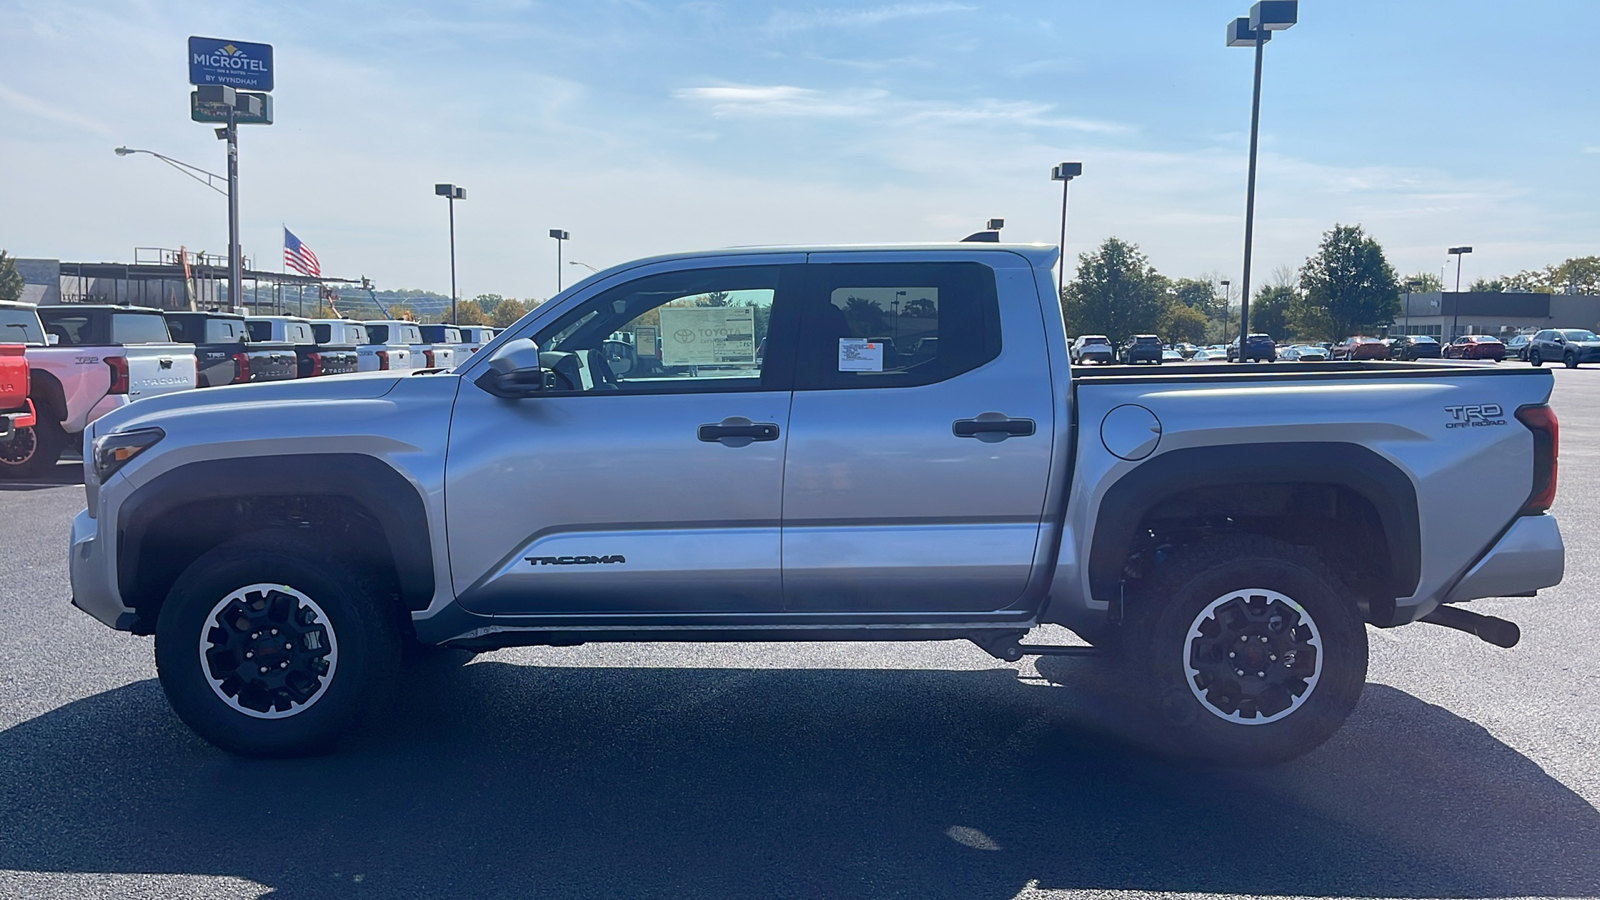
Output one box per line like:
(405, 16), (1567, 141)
(1515, 404), (1558, 514)
(232, 352), (251, 384)
(106, 356), (129, 394)
(307, 352), (323, 378)
(376, 350), (389, 371)
(423, 349), (436, 367)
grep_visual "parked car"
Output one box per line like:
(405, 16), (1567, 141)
(1161, 349), (1184, 363)
(1444, 334), (1506, 362)
(165, 312), (298, 387)
(1389, 335), (1442, 360)
(456, 326), (497, 355)
(360, 320), (425, 370)
(248, 316), (358, 379)
(1527, 328), (1600, 368)
(1070, 334), (1114, 364)
(1227, 333), (1276, 362)
(1330, 336), (1389, 361)
(1189, 349), (1219, 361)
(16, 303), (197, 479)
(72, 242), (1564, 765)
(0, 342), (36, 452)
(415, 325), (463, 369)
(1121, 334), (1163, 364)
(1505, 333), (1532, 361)
(1292, 344), (1329, 361)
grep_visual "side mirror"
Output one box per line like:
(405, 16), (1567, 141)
(474, 338), (549, 399)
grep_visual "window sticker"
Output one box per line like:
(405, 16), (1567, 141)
(838, 338), (883, 372)
(658, 307), (757, 366)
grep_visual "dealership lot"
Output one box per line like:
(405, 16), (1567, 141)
(1, 365), (1597, 900)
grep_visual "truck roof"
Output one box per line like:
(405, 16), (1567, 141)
(579, 242), (1060, 277)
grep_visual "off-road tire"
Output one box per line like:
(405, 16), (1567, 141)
(155, 530), (401, 757)
(1121, 535), (1367, 765)
(0, 415), (66, 479)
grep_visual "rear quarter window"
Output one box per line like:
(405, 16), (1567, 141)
(111, 313), (172, 344)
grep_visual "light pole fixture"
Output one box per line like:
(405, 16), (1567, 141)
(1050, 162), (1082, 290)
(550, 230), (570, 292)
(986, 218), (1005, 234)
(434, 183), (466, 324)
(568, 260), (599, 274)
(1448, 246), (1472, 340)
(1226, 0), (1298, 361)
(114, 146), (227, 196)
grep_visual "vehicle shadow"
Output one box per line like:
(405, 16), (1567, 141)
(0, 460), (84, 491)
(1, 660), (1596, 899)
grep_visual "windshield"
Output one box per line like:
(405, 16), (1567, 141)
(1561, 330), (1599, 341)
(0, 309), (45, 345)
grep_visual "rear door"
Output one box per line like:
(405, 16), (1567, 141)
(779, 252), (1056, 613)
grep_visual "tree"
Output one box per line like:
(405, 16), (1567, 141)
(1166, 303), (1210, 345)
(473, 293), (504, 314)
(1404, 271), (1444, 292)
(0, 251), (23, 302)
(489, 298), (530, 328)
(453, 299), (487, 326)
(1170, 277), (1218, 314)
(1508, 256), (1600, 294)
(842, 296), (889, 335)
(1469, 278), (1506, 293)
(1061, 237), (1172, 345)
(1251, 284), (1296, 339)
(1292, 224), (1399, 340)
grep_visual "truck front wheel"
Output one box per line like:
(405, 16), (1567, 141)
(154, 531), (401, 757)
(1124, 536), (1367, 765)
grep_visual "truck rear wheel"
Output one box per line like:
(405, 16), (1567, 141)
(0, 417), (66, 479)
(1124, 536), (1367, 765)
(154, 531), (400, 757)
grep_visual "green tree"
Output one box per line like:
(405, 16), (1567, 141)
(1509, 256), (1600, 294)
(453, 299), (488, 326)
(1251, 284), (1297, 339)
(1404, 271), (1444, 292)
(489, 298), (530, 328)
(1292, 224), (1400, 340)
(1469, 278), (1506, 293)
(473, 293), (505, 314)
(1170, 277), (1218, 315)
(1061, 237), (1172, 345)
(1166, 303), (1210, 345)
(0, 251), (23, 302)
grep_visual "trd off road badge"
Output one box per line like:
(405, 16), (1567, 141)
(1444, 404), (1507, 428)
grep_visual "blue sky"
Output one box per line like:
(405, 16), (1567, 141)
(2, 0), (1597, 301)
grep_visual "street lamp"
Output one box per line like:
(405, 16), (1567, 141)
(435, 183), (466, 324)
(550, 230), (570, 292)
(568, 260), (599, 274)
(1219, 279), (1231, 343)
(1403, 279), (1423, 336)
(1050, 163), (1082, 289)
(1226, 0), (1298, 361)
(1448, 246), (1472, 339)
(893, 290), (905, 341)
(114, 146), (227, 195)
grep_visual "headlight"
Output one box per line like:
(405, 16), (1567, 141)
(92, 427), (165, 481)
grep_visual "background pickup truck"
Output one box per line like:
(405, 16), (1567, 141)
(415, 324), (462, 369)
(0, 343), (36, 449)
(165, 312), (297, 388)
(70, 244), (1564, 764)
(3, 303), (197, 479)
(358, 320), (423, 370)
(248, 316), (358, 378)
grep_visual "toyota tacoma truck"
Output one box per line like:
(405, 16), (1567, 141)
(164, 312), (297, 388)
(2, 303), (196, 478)
(68, 244), (1565, 762)
(356, 320), (423, 371)
(0, 342), (36, 449)
(248, 316), (358, 379)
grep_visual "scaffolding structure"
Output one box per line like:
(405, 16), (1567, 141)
(51, 248), (382, 318)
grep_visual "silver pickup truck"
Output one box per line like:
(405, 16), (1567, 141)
(67, 244), (1564, 762)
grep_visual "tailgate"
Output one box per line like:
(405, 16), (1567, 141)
(248, 345), (299, 382)
(122, 344), (197, 398)
(0, 344), (26, 411)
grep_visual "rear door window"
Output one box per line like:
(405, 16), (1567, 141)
(204, 319), (246, 344)
(111, 313), (171, 344)
(367, 325), (390, 343)
(0, 308), (46, 345)
(39, 312), (97, 345)
(246, 321), (274, 341)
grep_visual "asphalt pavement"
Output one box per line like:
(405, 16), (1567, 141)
(1, 364), (1597, 900)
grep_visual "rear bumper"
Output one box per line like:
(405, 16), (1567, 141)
(1443, 514), (1565, 605)
(69, 508), (133, 630)
(0, 399), (36, 442)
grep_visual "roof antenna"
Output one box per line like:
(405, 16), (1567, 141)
(961, 217), (1004, 243)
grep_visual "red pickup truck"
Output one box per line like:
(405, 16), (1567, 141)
(0, 343), (37, 452)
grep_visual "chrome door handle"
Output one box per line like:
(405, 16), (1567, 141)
(698, 417), (780, 447)
(953, 413), (1036, 442)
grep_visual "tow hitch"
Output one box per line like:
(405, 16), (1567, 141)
(1420, 605), (1521, 648)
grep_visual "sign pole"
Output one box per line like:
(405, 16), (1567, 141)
(227, 105), (242, 312)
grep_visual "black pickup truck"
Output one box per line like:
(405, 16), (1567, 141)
(164, 312), (297, 388)
(247, 316), (358, 378)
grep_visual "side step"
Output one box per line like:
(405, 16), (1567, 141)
(971, 633), (1103, 662)
(1419, 605), (1521, 648)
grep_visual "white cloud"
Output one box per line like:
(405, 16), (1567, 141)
(673, 84), (886, 117)
(763, 2), (975, 35)
(675, 83), (1128, 133)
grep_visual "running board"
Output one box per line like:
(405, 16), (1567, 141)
(971, 633), (1103, 662)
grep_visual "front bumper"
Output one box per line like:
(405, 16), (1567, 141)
(69, 508), (134, 630)
(1443, 514), (1565, 605)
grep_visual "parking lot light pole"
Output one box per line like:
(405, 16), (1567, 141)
(550, 230), (570, 292)
(1220, 279), (1231, 343)
(1050, 163), (1082, 289)
(1227, 1), (1298, 361)
(1448, 246), (1472, 340)
(1403, 279), (1423, 336)
(435, 183), (466, 324)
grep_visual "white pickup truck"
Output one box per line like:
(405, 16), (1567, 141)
(355, 320), (423, 371)
(68, 244), (1564, 762)
(0, 302), (195, 477)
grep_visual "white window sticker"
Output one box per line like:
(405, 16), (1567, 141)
(658, 307), (757, 366)
(838, 338), (883, 372)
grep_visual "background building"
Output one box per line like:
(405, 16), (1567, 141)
(1395, 292), (1600, 339)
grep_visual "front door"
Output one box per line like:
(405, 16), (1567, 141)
(446, 259), (801, 616)
(780, 254), (1057, 613)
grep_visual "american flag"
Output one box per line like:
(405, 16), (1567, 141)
(283, 228), (321, 277)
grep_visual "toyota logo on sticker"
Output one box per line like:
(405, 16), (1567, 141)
(673, 329), (697, 343)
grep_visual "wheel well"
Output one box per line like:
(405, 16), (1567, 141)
(1117, 482), (1397, 625)
(29, 371), (64, 423)
(119, 495), (410, 636)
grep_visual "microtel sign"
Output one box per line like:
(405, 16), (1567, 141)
(188, 36), (274, 91)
